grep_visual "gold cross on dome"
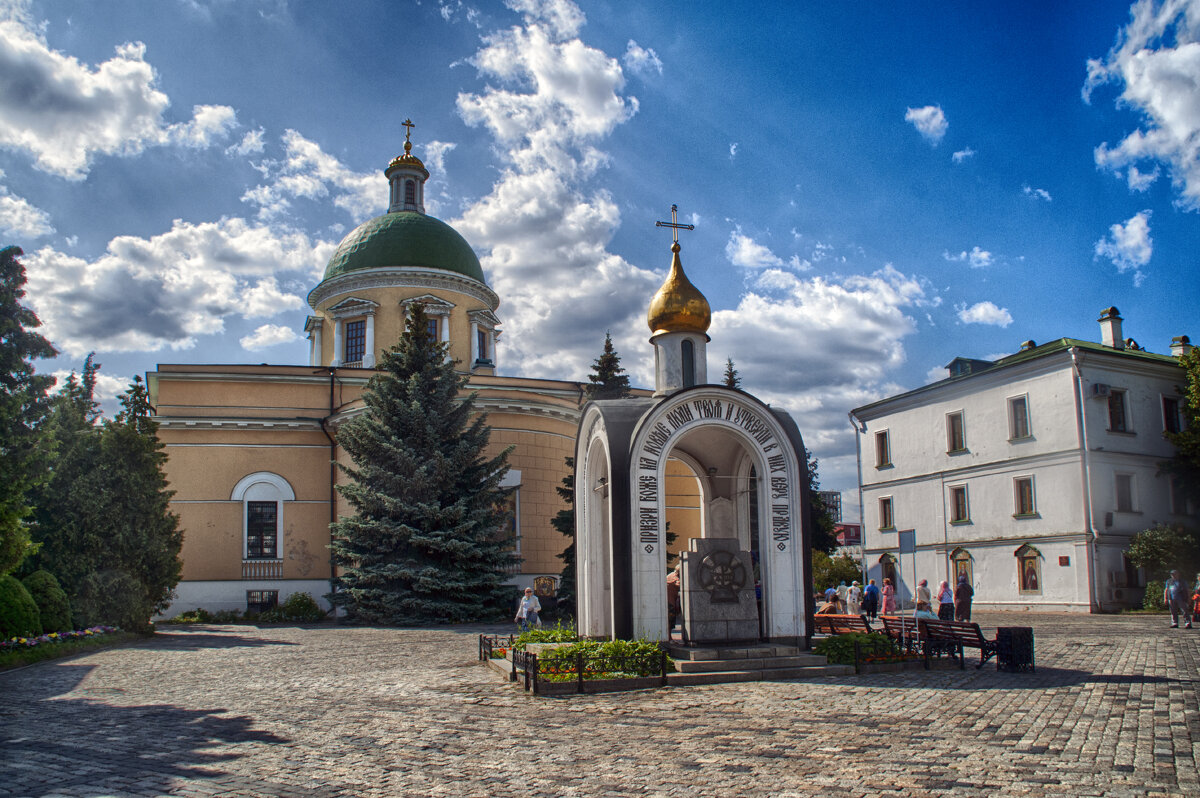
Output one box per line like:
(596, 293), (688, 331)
(402, 118), (415, 143)
(655, 204), (695, 244)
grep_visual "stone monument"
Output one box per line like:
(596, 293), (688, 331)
(679, 537), (759, 644)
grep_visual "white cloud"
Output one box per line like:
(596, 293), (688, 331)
(0, 12), (237, 179)
(227, 128), (266, 156)
(925, 364), (950, 384)
(622, 40), (662, 76)
(240, 323), (300, 351)
(242, 130), (382, 222)
(1022, 185), (1052, 202)
(451, 0), (658, 382)
(943, 246), (993, 268)
(0, 183), (53, 238)
(956, 300), (1013, 327)
(1127, 164), (1160, 191)
(50, 368), (130, 403)
(1094, 209), (1153, 285)
(952, 147), (975, 163)
(904, 105), (947, 145)
(1085, 0), (1200, 209)
(23, 217), (332, 356)
(729, 142), (739, 159)
(725, 229), (784, 269)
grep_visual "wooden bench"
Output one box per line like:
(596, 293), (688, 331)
(879, 615), (923, 653)
(920, 619), (998, 669)
(811, 614), (874, 636)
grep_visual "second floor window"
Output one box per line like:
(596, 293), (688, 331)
(949, 485), (970, 523)
(879, 496), (894, 530)
(875, 430), (891, 467)
(1115, 473), (1134, 512)
(427, 317), (439, 341)
(344, 320), (365, 363)
(1163, 396), (1182, 434)
(477, 329), (488, 361)
(1108, 390), (1128, 432)
(1014, 477), (1035, 516)
(947, 411), (965, 452)
(1009, 396), (1031, 440)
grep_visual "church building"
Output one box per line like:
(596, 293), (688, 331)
(150, 132), (707, 616)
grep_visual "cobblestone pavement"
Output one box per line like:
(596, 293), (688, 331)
(3, 612), (1198, 798)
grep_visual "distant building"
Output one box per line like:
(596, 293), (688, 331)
(818, 490), (843, 522)
(850, 308), (1192, 612)
(834, 523), (862, 547)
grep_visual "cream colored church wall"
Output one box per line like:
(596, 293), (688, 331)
(172, 501), (332, 582)
(664, 458), (703, 562)
(155, 377), (332, 417)
(161, 444), (333, 502)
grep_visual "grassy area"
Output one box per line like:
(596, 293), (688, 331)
(0, 630), (142, 672)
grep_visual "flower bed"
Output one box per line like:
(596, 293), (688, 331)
(1, 626), (132, 671)
(2, 626), (118, 653)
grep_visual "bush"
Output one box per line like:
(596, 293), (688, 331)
(812, 632), (898, 665)
(1143, 580), (1166, 611)
(73, 569), (152, 632)
(259, 592), (326, 623)
(0, 574), (42, 638)
(21, 570), (71, 632)
(537, 638), (667, 678)
(513, 619), (578, 650)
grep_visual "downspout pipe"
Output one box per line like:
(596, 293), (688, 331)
(848, 411), (868, 585)
(1070, 347), (1101, 612)
(316, 366), (340, 622)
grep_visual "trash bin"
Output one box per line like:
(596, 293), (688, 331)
(996, 626), (1035, 672)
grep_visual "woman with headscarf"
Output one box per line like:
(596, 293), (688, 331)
(881, 577), (897, 614)
(847, 581), (862, 616)
(935, 580), (954, 620)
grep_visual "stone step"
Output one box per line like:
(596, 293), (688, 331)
(667, 644), (804, 661)
(673, 654), (830, 673)
(667, 665), (853, 686)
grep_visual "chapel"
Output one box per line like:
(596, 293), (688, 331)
(149, 130), (707, 615)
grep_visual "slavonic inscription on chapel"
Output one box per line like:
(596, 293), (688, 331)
(634, 395), (792, 555)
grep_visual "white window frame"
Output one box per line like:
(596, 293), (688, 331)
(1114, 472), (1135, 513)
(875, 429), (892, 468)
(1008, 394), (1031, 440)
(948, 484), (970, 524)
(1013, 475), (1036, 517)
(1162, 395), (1183, 434)
(231, 472), (295, 560)
(946, 410), (966, 453)
(1107, 389), (1131, 433)
(878, 496), (895, 530)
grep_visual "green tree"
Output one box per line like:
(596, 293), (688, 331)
(28, 370), (183, 630)
(551, 457), (576, 614)
(1163, 347), (1200, 506)
(0, 246), (56, 574)
(723, 357), (740, 389)
(585, 332), (631, 400)
(331, 304), (516, 624)
(811, 550), (864, 592)
(1126, 523), (1199, 581)
(806, 453), (838, 553)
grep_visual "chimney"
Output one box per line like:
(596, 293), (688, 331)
(1020, 340), (1036, 352)
(1098, 307), (1124, 349)
(1171, 335), (1192, 358)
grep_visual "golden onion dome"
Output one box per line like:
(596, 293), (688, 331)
(386, 137), (427, 173)
(647, 242), (711, 336)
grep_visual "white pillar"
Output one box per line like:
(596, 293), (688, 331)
(309, 325), (322, 367)
(362, 313), (376, 368)
(441, 314), (450, 344)
(470, 319), (479, 364)
(331, 318), (343, 367)
(490, 330), (498, 370)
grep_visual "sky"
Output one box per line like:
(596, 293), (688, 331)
(2, 0), (1199, 519)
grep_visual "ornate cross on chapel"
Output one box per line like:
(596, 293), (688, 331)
(402, 118), (415, 144)
(655, 204), (695, 245)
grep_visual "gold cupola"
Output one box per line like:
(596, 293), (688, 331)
(647, 240), (711, 336)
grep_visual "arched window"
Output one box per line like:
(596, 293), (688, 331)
(879, 553), (897, 586)
(681, 339), (695, 388)
(950, 547), (973, 587)
(1015, 544), (1041, 593)
(231, 473), (295, 560)
(404, 179), (416, 206)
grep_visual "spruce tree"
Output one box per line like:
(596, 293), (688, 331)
(805, 453), (838, 553)
(586, 332), (631, 400)
(0, 246), (56, 574)
(723, 358), (741, 389)
(331, 304), (515, 624)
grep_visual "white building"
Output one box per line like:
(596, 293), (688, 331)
(850, 308), (1192, 613)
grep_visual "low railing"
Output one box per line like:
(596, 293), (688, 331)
(478, 633), (516, 662)
(516, 648), (669, 695)
(242, 559), (283, 580)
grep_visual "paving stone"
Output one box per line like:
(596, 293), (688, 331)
(1, 613), (1197, 796)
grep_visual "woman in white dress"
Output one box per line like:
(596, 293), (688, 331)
(846, 581), (862, 616)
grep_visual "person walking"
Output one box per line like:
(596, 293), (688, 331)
(514, 587), (542, 632)
(935, 580), (954, 621)
(1164, 570), (1193, 629)
(916, 579), (931, 608)
(954, 575), (974, 622)
(881, 578), (897, 614)
(836, 581), (849, 612)
(847, 581), (862, 616)
(862, 579), (881, 621)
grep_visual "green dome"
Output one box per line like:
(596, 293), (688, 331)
(322, 211), (485, 283)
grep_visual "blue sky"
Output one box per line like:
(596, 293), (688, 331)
(2, 0), (1198, 515)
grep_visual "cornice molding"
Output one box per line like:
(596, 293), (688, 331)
(308, 267), (499, 312)
(157, 417), (325, 431)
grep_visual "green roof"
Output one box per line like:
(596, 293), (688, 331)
(853, 337), (1181, 415)
(322, 211), (485, 283)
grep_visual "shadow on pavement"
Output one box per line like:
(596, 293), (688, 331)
(134, 627), (301, 651)
(5, 663), (297, 798)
